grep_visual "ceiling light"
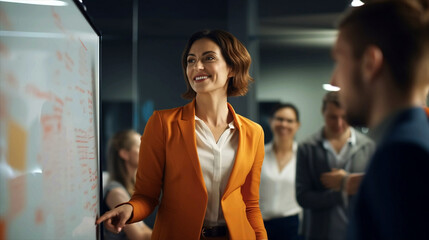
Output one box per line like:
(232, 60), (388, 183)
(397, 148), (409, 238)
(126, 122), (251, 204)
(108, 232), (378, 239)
(323, 84), (340, 91)
(0, 0), (68, 6)
(351, 0), (364, 7)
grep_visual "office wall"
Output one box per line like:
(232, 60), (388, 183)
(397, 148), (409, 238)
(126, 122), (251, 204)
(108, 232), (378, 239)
(101, 39), (133, 101)
(258, 45), (334, 142)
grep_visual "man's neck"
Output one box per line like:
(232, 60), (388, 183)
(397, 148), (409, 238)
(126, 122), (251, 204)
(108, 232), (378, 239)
(324, 127), (351, 153)
(324, 127), (350, 141)
(368, 81), (423, 128)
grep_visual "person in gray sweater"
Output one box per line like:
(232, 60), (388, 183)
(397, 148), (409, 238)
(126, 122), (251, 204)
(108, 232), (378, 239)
(296, 92), (374, 240)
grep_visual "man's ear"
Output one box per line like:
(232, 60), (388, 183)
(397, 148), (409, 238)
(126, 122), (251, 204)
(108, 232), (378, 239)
(119, 149), (129, 161)
(362, 45), (383, 82)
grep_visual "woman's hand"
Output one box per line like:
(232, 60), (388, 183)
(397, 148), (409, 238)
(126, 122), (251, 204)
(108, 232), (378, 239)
(96, 203), (133, 233)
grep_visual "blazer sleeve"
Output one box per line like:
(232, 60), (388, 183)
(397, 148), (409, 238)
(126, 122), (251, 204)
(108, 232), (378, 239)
(241, 127), (268, 240)
(295, 144), (343, 209)
(127, 111), (165, 223)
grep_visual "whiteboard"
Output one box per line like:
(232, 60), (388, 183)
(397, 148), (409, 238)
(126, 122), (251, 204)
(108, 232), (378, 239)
(0, 0), (100, 239)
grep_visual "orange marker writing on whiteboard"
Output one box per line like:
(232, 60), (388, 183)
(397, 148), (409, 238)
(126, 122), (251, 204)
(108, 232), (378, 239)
(0, 218), (6, 240)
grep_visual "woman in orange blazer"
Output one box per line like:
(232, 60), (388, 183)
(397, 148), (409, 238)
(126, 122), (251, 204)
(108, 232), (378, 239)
(97, 29), (268, 240)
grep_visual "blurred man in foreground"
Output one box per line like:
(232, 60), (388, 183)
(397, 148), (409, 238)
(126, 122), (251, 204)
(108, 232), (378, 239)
(330, 1), (429, 239)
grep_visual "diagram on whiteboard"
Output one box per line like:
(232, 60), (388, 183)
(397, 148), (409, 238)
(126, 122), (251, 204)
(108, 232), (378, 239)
(0, 1), (100, 239)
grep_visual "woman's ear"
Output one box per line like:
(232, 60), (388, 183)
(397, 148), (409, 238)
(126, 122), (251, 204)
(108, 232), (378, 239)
(119, 149), (129, 161)
(227, 66), (234, 78)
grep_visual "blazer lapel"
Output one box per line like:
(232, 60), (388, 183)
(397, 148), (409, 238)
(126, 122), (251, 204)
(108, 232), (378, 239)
(223, 103), (247, 198)
(177, 99), (206, 191)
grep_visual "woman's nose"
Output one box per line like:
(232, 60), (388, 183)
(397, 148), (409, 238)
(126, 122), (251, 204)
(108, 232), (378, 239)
(195, 59), (204, 70)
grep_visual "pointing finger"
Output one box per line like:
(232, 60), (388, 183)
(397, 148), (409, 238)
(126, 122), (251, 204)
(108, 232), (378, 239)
(96, 210), (116, 225)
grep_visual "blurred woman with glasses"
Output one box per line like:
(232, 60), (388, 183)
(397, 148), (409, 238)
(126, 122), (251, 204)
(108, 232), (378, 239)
(259, 103), (302, 240)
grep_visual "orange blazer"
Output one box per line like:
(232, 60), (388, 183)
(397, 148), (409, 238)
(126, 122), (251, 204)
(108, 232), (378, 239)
(127, 99), (267, 240)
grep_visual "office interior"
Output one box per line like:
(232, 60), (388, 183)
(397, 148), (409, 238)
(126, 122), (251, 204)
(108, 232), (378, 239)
(6, 0), (428, 239)
(80, 0), (360, 168)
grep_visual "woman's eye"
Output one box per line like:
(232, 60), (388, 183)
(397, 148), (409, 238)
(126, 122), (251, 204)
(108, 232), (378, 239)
(206, 56), (215, 61)
(187, 58), (195, 63)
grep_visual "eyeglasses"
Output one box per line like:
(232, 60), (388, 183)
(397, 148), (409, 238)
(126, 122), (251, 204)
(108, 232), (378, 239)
(273, 117), (297, 124)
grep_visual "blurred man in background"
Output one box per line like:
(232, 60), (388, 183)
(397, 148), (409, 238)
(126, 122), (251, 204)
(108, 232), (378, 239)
(296, 91), (374, 240)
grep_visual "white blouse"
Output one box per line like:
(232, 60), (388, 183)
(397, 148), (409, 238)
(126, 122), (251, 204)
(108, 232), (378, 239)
(259, 142), (302, 220)
(194, 116), (238, 227)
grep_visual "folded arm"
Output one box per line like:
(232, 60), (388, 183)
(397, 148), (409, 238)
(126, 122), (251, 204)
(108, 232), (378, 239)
(295, 145), (343, 209)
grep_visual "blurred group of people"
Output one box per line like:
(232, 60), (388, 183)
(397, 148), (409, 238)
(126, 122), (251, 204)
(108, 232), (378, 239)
(99, 0), (429, 239)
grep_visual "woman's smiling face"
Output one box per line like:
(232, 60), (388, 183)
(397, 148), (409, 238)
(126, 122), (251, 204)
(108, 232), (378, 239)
(186, 38), (232, 97)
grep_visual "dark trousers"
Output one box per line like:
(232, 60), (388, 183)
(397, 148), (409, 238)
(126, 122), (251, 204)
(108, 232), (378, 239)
(264, 214), (299, 240)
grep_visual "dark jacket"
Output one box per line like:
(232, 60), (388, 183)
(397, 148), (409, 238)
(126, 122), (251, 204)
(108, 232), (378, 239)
(347, 107), (429, 240)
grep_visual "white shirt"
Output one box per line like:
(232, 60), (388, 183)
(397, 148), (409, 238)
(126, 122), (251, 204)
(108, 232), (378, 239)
(195, 116), (238, 227)
(259, 142), (302, 220)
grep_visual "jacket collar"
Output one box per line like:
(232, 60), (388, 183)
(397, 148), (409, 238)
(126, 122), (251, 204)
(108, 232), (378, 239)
(312, 127), (371, 157)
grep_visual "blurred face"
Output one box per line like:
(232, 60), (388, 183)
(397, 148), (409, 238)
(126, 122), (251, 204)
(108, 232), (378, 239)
(186, 38), (232, 97)
(126, 133), (141, 169)
(270, 107), (300, 141)
(330, 30), (368, 127)
(323, 102), (349, 136)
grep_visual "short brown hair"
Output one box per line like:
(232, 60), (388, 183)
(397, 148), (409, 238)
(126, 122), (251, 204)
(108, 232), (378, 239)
(322, 91), (341, 112)
(338, 0), (429, 91)
(181, 29), (253, 99)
